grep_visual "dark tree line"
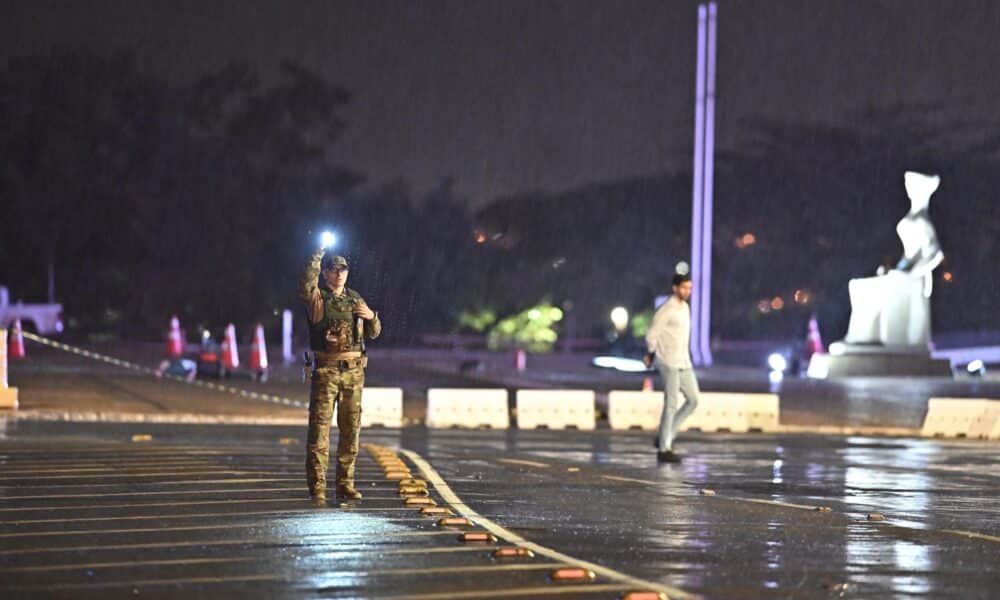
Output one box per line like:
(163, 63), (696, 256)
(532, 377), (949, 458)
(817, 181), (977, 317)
(2, 50), (997, 348)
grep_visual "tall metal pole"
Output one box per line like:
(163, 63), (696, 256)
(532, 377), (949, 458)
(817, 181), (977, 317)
(701, 2), (717, 366)
(690, 4), (708, 367)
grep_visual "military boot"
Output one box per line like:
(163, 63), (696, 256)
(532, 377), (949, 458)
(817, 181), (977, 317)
(309, 489), (327, 508)
(336, 484), (363, 501)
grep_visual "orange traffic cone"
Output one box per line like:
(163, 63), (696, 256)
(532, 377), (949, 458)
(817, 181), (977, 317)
(249, 323), (269, 379)
(166, 316), (184, 359)
(221, 324), (239, 369)
(8, 319), (25, 359)
(806, 314), (824, 359)
(642, 376), (653, 392)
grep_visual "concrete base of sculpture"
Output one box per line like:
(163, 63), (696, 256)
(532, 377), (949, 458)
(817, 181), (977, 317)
(808, 347), (952, 379)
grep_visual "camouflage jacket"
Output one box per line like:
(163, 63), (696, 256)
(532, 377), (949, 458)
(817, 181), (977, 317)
(299, 249), (382, 353)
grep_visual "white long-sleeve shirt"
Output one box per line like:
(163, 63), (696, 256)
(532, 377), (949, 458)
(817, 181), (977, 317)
(645, 296), (692, 369)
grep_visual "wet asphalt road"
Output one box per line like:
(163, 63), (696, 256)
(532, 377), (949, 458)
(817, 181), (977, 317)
(1, 420), (997, 599)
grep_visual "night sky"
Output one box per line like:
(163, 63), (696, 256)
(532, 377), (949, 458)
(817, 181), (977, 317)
(4, 0), (999, 204)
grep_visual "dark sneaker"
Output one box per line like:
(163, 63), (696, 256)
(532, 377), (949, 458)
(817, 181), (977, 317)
(336, 485), (363, 501)
(656, 450), (682, 463)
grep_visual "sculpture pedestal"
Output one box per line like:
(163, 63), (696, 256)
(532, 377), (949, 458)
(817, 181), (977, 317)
(808, 345), (952, 378)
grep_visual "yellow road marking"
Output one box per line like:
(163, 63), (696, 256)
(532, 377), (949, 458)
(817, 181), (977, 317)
(0, 470), (267, 481)
(936, 529), (1000, 544)
(0, 458), (226, 467)
(497, 458), (551, 469)
(731, 497), (831, 512)
(399, 449), (696, 600)
(0, 509), (313, 527)
(0, 464), (248, 476)
(1, 487), (302, 501)
(9, 573), (283, 590)
(383, 584), (630, 600)
(0, 523), (460, 540)
(0, 497), (302, 513)
(4, 477), (302, 490)
(601, 474), (660, 486)
(1, 539), (492, 556)
(0, 556), (252, 573)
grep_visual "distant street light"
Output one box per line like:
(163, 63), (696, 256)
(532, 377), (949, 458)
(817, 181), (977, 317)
(610, 307), (629, 334)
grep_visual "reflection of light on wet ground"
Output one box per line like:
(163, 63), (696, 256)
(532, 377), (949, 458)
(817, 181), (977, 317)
(842, 438), (936, 529)
(764, 530), (782, 588)
(277, 511), (414, 538)
(842, 439), (936, 596)
(891, 539), (933, 596)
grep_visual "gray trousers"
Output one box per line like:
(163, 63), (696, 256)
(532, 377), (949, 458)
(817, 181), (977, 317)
(656, 365), (701, 451)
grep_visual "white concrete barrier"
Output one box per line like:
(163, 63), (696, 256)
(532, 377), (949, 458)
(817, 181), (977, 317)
(0, 329), (18, 410)
(607, 391), (780, 433)
(361, 387), (404, 428)
(516, 390), (596, 430)
(426, 388), (509, 429)
(607, 391), (662, 430)
(921, 397), (1000, 439)
(332, 387), (404, 428)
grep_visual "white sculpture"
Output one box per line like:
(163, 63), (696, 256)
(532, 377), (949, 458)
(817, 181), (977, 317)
(842, 171), (944, 350)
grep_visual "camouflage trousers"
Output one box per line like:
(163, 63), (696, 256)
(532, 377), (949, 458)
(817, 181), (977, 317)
(306, 365), (364, 495)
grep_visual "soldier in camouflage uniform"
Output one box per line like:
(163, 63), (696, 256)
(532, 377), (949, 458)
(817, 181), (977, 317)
(299, 249), (381, 505)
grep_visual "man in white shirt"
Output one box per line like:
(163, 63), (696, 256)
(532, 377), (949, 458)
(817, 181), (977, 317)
(643, 272), (700, 463)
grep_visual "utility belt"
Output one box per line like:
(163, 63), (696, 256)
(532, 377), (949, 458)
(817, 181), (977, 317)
(304, 351), (367, 378)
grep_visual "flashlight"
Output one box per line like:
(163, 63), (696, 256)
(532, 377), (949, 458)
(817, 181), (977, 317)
(320, 231), (336, 249)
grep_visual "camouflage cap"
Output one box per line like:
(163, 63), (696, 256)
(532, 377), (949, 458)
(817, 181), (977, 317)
(321, 254), (349, 270)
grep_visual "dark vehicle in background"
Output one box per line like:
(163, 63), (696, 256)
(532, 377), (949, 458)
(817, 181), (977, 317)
(196, 333), (227, 379)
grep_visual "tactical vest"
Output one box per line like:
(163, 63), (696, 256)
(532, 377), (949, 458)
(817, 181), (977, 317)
(309, 287), (364, 353)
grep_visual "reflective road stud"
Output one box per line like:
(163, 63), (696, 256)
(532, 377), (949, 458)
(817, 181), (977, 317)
(405, 497), (437, 507)
(622, 592), (669, 600)
(385, 471), (412, 480)
(493, 547), (535, 559)
(131, 434), (153, 442)
(400, 486), (429, 497)
(437, 517), (472, 527)
(550, 567), (596, 582)
(420, 506), (453, 516)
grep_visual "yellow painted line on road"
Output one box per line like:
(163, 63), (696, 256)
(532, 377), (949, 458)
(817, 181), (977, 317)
(0, 463), (230, 475)
(3, 477), (302, 490)
(0, 458), (226, 468)
(726, 497), (832, 512)
(0, 497), (302, 513)
(399, 448), (697, 600)
(0, 470), (265, 481)
(937, 529), (1000, 544)
(8, 573), (285, 591)
(0, 508), (426, 537)
(13, 580), (630, 597)
(497, 458), (552, 469)
(0, 523), (460, 540)
(1, 486), (303, 501)
(601, 474), (660, 486)
(0, 556), (253, 573)
(384, 584), (630, 600)
(1, 539), (494, 557)
(0, 509), (314, 527)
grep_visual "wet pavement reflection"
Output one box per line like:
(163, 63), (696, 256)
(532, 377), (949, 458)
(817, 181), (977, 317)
(1, 420), (997, 598)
